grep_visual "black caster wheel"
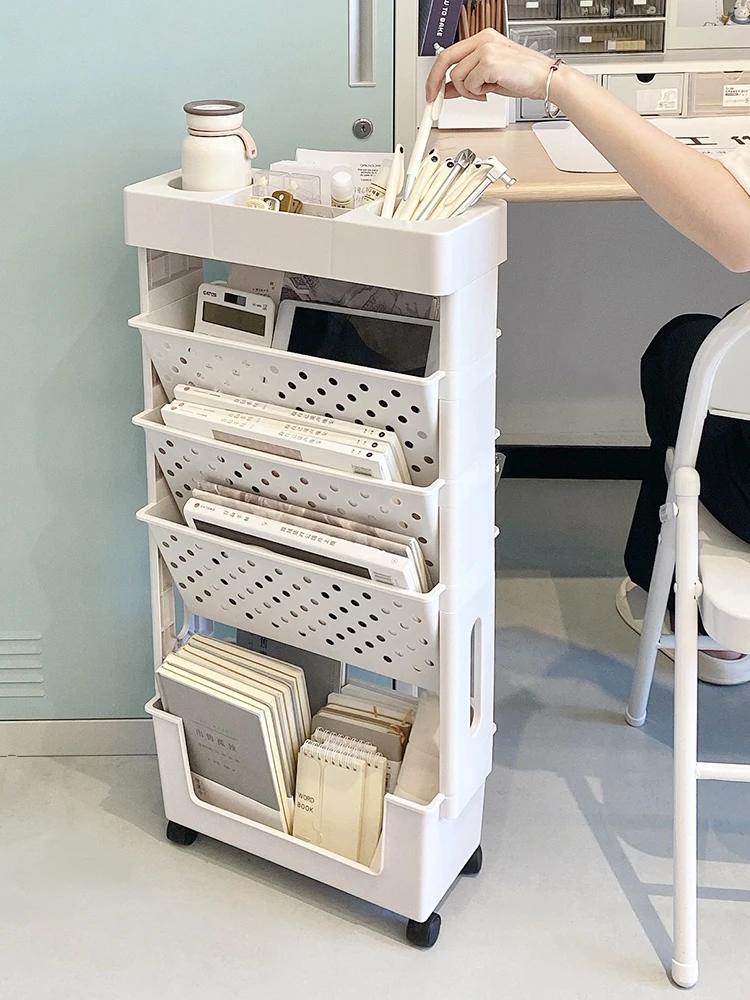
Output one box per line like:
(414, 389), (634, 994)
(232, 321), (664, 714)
(166, 821), (198, 846)
(406, 912), (441, 949)
(461, 845), (483, 876)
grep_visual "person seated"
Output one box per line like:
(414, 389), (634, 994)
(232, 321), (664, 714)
(428, 36), (750, 681)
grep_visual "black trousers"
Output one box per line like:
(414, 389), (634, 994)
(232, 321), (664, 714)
(624, 313), (750, 592)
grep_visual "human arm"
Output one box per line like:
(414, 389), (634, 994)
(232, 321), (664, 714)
(426, 31), (750, 273)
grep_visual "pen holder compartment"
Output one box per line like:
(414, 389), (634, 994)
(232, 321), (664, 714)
(334, 199), (507, 298)
(130, 295), (443, 488)
(139, 496), (444, 689)
(134, 407), (443, 579)
(125, 171), (508, 297)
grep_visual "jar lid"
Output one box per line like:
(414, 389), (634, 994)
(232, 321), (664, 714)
(183, 100), (245, 117)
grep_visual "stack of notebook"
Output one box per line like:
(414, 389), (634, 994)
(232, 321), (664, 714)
(156, 635), (311, 834)
(293, 684), (418, 864)
(162, 384), (411, 483)
(182, 481), (431, 593)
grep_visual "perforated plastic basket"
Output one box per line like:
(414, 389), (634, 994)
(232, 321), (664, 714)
(138, 497), (444, 690)
(131, 299), (443, 489)
(134, 408), (443, 578)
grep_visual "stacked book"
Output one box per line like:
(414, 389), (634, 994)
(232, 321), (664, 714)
(184, 480), (430, 593)
(293, 684), (418, 865)
(162, 384), (410, 483)
(157, 635), (311, 833)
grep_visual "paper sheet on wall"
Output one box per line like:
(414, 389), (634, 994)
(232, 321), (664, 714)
(533, 116), (750, 173)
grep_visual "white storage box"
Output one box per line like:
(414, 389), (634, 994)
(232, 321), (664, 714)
(147, 695), (485, 923)
(606, 72), (686, 115)
(416, 57), (510, 130)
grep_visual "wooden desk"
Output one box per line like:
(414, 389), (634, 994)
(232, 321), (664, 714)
(434, 123), (637, 203)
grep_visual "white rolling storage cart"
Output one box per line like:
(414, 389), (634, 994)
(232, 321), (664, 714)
(124, 171), (506, 947)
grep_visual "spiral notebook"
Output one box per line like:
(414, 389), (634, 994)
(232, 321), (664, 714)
(293, 739), (387, 865)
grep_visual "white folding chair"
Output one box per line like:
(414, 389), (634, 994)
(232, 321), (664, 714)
(625, 301), (750, 989)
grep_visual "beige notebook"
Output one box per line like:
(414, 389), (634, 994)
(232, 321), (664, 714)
(189, 635), (312, 738)
(312, 730), (388, 864)
(293, 744), (367, 862)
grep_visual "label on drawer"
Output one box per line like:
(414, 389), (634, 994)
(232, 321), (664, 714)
(580, 2), (594, 7)
(580, 34), (593, 42)
(526, 2), (540, 7)
(637, 87), (679, 113)
(723, 84), (750, 108)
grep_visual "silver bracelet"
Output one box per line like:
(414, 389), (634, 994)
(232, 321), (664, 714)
(545, 58), (565, 119)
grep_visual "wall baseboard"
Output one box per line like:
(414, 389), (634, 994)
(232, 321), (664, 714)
(0, 719), (156, 757)
(499, 445), (649, 481)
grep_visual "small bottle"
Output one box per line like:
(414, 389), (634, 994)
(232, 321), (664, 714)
(361, 160), (391, 205)
(330, 167), (355, 209)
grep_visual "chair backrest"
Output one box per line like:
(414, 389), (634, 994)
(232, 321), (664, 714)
(672, 300), (750, 477)
(710, 323), (750, 421)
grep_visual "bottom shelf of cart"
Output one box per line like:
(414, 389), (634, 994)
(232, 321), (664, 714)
(148, 696), (484, 923)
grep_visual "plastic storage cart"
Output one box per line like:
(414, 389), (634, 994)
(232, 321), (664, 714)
(124, 171), (506, 946)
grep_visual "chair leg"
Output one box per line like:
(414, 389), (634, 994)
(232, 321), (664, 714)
(626, 517), (676, 727)
(672, 468), (701, 990)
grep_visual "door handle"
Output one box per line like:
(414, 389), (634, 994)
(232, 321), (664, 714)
(349, 0), (376, 87)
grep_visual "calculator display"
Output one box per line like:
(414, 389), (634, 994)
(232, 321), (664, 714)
(202, 301), (266, 336)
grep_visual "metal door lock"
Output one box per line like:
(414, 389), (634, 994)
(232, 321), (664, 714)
(352, 118), (374, 140)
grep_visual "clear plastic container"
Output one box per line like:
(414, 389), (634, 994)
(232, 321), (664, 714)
(560, 0), (612, 18)
(688, 70), (750, 116)
(508, 24), (558, 57)
(612, 0), (665, 15)
(555, 20), (664, 52)
(507, 0), (559, 18)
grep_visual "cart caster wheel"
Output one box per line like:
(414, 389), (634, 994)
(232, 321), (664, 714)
(461, 845), (483, 876)
(406, 912), (441, 949)
(166, 821), (198, 846)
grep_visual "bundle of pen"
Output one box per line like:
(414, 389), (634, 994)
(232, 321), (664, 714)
(369, 58), (515, 224)
(384, 147), (513, 222)
(459, 0), (506, 38)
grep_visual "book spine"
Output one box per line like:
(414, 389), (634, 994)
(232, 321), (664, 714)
(162, 402), (390, 480)
(184, 500), (413, 589)
(420, 0), (463, 55)
(174, 384), (391, 445)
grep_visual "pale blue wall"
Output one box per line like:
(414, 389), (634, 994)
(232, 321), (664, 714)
(2, 1), (393, 719)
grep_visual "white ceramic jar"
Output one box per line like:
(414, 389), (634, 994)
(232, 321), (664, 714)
(181, 100), (256, 192)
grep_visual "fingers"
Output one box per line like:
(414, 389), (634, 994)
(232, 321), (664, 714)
(425, 29), (501, 101)
(444, 82), (487, 101)
(464, 55), (500, 97)
(449, 51), (483, 100)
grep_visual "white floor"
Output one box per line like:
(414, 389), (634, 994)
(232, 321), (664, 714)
(3, 480), (750, 999)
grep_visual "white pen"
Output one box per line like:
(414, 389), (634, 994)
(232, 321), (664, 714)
(395, 152), (440, 220)
(413, 158), (453, 217)
(416, 148), (476, 222)
(448, 158), (516, 219)
(381, 144), (405, 219)
(432, 161), (493, 220)
(402, 52), (447, 202)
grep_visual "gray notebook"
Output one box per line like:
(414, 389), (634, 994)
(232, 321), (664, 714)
(158, 671), (282, 812)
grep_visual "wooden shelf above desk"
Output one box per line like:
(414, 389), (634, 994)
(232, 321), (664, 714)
(433, 123), (637, 203)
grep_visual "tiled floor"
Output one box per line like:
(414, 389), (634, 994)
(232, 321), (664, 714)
(3, 480), (750, 999)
